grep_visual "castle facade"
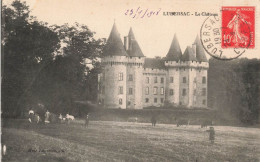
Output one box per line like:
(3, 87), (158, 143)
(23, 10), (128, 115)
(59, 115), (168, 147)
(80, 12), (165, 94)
(98, 23), (209, 109)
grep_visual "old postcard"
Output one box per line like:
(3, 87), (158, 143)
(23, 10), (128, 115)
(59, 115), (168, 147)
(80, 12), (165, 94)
(1, 0), (260, 161)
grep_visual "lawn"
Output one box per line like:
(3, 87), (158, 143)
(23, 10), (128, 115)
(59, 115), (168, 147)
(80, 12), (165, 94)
(2, 119), (260, 162)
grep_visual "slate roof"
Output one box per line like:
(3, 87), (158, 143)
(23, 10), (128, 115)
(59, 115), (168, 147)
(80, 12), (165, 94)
(103, 23), (128, 56)
(165, 34), (182, 61)
(181, 46), (197, 61)
(194, 35), (208, 62)
(144, 58), (166, 69)
(127, 28), (144, 57)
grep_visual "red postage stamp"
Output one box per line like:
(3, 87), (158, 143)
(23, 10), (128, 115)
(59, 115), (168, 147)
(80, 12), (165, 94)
(221, 7), (255, 48)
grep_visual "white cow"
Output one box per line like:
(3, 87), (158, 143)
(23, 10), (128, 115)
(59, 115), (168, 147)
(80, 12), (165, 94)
(66, 114), (75, 120)
(65, 114), (74, 124)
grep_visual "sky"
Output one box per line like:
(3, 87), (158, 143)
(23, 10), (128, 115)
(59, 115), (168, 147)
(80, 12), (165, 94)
(3, 0), (260, 59)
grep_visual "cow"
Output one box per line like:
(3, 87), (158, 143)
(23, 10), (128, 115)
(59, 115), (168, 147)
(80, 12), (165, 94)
(177, 119), (190, 127)
(66, 114), (75, 124)
(49, 113), (58, 123)
(201, 120), (213, 128)
(127, 117), (138, 122)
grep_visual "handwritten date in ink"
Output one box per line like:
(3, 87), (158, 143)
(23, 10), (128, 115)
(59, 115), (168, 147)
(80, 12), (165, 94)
(125, 7), (161, 19)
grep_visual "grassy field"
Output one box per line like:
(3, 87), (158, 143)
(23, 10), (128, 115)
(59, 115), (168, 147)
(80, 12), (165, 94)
(2, 119), (260, 162)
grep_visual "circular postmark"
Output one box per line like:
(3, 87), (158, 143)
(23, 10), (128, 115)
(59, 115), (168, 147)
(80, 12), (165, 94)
(200, 14), (251, 60)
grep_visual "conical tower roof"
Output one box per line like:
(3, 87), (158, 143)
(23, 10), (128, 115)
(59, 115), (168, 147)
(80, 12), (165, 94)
(103, 23), (128, 56)
(181, 46), (197, 61)
(165, 34), (182, 61)
(127, 28), (144, 57)
(128, 27), (135, 40)
(194, 35), (208, 62)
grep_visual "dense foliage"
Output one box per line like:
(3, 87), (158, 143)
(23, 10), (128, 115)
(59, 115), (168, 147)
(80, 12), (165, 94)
(2, 0), (103, 117)
(208, 58), (260, 124)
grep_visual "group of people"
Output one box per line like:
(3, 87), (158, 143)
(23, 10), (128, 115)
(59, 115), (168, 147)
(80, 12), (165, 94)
(28, 109), (90, 128)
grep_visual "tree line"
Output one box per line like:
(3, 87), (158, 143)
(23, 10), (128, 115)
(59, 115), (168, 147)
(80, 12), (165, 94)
(208, 58), (260, 125)
(2, 0), (259, 125)
(2, 0), (104, 117)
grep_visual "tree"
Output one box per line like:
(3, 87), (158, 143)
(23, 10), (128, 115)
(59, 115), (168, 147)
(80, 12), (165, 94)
(208, 58), (260, 124)
(32, 23), (104, 115)
(2, 0), (60, 117)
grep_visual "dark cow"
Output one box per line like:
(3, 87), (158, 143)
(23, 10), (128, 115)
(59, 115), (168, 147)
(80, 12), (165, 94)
(201, 120), (213, 128)
(49, 113), (59, 123)
(177, 119), (190, 127)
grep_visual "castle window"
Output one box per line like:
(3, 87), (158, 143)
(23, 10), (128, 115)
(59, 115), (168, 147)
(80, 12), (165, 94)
(160, 87), (164, 95)
(154, 98), (157, 103)
(194, 89), (196, 95)
(202, 77), (206, 84)
(119, 86), (123, 94)
(161, 98), (164, 103)
(183, 77), (187, 83)
(129, 88), (133, 95)
(119, 98), (123, 105)
(154, 77), (158, 83)
(170, 77), (174, 83)
(182, 89), (186, 96)
(170, 89), (174, 95)
(145, 98), (149, 103)
(202, 88), (206, 96)
(128, 74), (133, 81)
(203, 100), (206, 105)
(153, 87), (158, 95)
(145, 87), (149, 95)
(146, 77), (149, 83)
(118, 73), (123, 81)
(161, 78), (164, 83)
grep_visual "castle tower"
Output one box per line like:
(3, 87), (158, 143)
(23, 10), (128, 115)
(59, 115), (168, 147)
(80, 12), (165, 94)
(125, 28), (145, 109)
(101, 23), (128, 109)
(194, 35), (209, 108)
(179, 46), (198, 107)
(165, 34), (182, 106)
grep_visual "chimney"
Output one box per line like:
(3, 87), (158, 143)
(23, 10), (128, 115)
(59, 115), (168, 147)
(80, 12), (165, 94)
(192, 43), (196, 58)
(124, 36), (129, 50)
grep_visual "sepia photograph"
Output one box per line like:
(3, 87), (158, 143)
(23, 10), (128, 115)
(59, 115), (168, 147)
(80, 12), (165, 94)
(1, 0), (260, 161)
